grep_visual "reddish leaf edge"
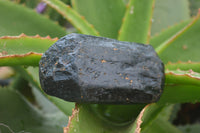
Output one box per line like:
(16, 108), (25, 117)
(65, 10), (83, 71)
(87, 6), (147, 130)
(134, 104), (150, 133)
(0, 33), (59, 40)
(64, 103), (151, 133)
(165, 61), (200, 72)
(0, 34), (57, 66)
(0, 52), (42, 58)
(165, 69), (200, 88)
(0, 52), (42, 66)
(64, 103), (78, 133)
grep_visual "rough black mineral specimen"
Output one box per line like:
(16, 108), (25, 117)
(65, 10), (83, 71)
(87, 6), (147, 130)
(39, 33), (165, 104)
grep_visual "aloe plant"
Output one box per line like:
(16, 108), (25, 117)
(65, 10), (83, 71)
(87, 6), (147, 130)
(0, 0), (200, 133)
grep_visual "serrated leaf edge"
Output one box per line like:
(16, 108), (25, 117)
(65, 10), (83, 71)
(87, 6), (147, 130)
(166, 60), (200, 65)
(134, 104), (150, 133)
(151, 20), (187, 40)
(0, 52), (42, 59)
(165, 69), (200, 80)
(155, 10), (200, 55)
(0, 33), (58, 41)
(165, 61), (200, 73)
(64, 103), (79, 133)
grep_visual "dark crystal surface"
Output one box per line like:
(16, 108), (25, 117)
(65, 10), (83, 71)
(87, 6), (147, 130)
(39, 33), (165, 104)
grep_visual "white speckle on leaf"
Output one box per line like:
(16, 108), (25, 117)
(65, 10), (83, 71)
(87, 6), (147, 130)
(189, 69), (195, 75)
(130, 6), (134, 14)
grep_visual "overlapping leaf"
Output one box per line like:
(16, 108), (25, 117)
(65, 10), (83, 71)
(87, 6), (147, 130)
(43, 0), (99, 36)
(118, 0), (155, 43)
(159, 69), (200, 104)
(1, 0), (200, 133)
(151, 0), (190, 35)
(127, 104), (182, 133)
(151, 12), (200, 63)
(66, 68), (200, 132)
(0, 34), (56, 66)
(64, 104), (135, 133)
(63, 1), (200, 133)
(0, 34), (75, 116)
(72, 0), (125, 38)
(13, 66), (75, 116)
(0, 0), (66, 37)
(0, 87), (68, 133)
(165, 61), (200, 73)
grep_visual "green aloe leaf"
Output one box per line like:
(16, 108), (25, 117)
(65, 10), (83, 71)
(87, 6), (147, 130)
(13, 66), (41, 89)
(152, 0), (190, 35)
(0, 52), (41, 66)
(27, 66), (75, 116)
(65, 104), (136, 133)
(0, 34), (75, 116)
(142, 117), (182, 133)
(151, 13), (200, 63)
(72, 0), (125, 38)
(135, 104), (165, 132)
(66, 104), (179, 133)
(118, 0), (155, 43)
(0, 87), (68, 133)
(133, 104), (181, 133)
(165, 69), (200, 86)
(13, 66), (75, 116)
(0, 1), (75, 131)
(155, 104), (175, 121)
(43, 0), (99, 36)
(0, 34), (56, 66)
(30, 79), (74, 116)
(89, 104), (145, 125)
(178, 123), (200, 133)
(0, 34), (56, 55)
(159, 69), (200, 104)
(150, 20), (191, 49)
(48, 96), (74, 116)
(0, 0), (66, 38)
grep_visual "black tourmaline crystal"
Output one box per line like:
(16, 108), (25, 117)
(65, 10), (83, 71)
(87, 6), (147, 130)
(39, 33), (165, 104)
